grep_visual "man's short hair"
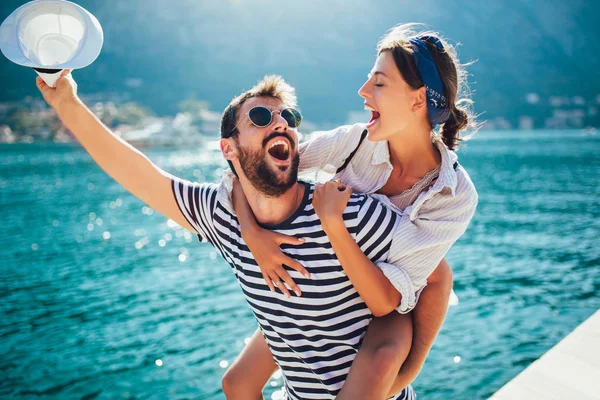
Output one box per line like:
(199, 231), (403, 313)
(220, 75), (298, 139)
(220, 75), (298, 176)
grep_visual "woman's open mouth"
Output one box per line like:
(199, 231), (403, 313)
(365, 105), (380, 128)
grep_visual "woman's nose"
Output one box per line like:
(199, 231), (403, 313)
(358, 80), (371, 99)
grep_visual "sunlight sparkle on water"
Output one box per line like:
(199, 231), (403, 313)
(167, 219), (181, 229)
(142, 206), (154, 216)
(135, 237), (149, 250)
(102, 231), (111, 240)
(449, 290), (459, 306)
(134, 229), (147, 237)
(155, 359), (163, 366)
(454, 356), (461, 363)
(219, 360), (229, 368)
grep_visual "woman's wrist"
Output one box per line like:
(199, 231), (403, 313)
(322, 215), (346, 235)
(240, 219), (260, 237)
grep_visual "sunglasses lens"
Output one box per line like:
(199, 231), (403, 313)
(282, 108), (302, 128)
(248, 107), (272, 127)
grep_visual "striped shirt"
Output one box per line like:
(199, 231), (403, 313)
(171, 179), (415, 400)
(299, 123), (479, 313)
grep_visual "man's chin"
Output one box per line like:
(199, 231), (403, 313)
(265, 157), (296, 180)
(270, 169), (297, 188)
(238, 147), (299, 197)
(245, 165), (296, 197)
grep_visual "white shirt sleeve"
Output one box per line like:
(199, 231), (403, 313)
(299, 124), (367, 181)
(378, 182), (479, 313)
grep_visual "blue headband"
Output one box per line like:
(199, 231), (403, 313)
(408, 36), (450, 126)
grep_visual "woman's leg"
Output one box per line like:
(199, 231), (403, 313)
(222, 328), (279, 400)
(386, 259), (453, 397)
(336, 312), (413, 400)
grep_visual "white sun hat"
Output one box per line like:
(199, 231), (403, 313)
(0, 0), (103, 87)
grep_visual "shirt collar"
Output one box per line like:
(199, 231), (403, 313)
(431, 134), (458, 196)
(370, 134), (459, 196)
(371, 140), (391, 166)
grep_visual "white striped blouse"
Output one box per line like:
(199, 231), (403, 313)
(299, 123), (479, 313)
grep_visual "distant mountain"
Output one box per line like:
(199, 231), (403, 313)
(1, 0), (599, 127)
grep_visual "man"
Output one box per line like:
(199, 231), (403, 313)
(37, 71), (423, 399)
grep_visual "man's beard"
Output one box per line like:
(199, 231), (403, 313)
(237, 138), (299, 198)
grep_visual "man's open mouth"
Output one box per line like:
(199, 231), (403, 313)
(267, 139), (290, 162)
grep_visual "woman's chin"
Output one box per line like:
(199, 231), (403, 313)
(366, 121), (385, 141)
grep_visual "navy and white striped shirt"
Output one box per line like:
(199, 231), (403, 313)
(172, 179), (415, 400)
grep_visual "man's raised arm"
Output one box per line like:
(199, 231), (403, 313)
(37, 70), (196, 233)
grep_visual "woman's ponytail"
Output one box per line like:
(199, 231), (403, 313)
(440, 106), (469, 150)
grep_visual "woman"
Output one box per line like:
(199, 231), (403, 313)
(223, 23), (478, 399)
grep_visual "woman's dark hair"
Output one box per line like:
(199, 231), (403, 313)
(377, 23), (478, 150)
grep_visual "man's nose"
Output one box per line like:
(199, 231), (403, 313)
(272, 111), (289, 131)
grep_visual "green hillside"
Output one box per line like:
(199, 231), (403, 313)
(1, 0), (599, 127)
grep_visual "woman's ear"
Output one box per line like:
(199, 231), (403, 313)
(412, 86), (427, 112)
(220, 138), (237, 161)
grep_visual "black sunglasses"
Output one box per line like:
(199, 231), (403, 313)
(231, 106), (302, 133)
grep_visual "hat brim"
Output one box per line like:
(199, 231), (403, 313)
(0, 0), (103, 69)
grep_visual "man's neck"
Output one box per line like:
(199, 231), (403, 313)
(238, 180), (306, 226)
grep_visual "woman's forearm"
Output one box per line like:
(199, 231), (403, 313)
(232, 178), (260, 233)
(324, 218), (401, 316)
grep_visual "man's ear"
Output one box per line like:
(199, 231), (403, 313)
(220, 138), (238, 161)
(412, 86), (427, 112)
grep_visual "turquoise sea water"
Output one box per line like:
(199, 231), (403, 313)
(1, 130), (598, 400)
